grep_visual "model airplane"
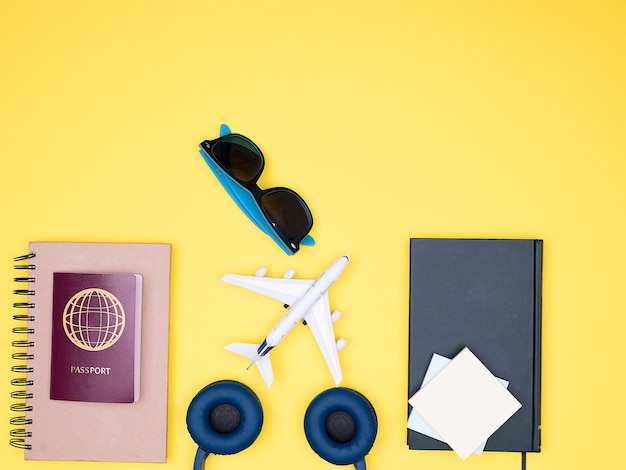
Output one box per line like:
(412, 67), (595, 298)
(221, 255), (350, 388)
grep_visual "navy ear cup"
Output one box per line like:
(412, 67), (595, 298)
(186, 380), (263, 468)
(304, 388), (377, 467)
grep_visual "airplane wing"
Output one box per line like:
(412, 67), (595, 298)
(219, 274), (313, 305)
(304, 293), (342, 386)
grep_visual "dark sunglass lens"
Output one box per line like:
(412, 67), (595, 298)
(261, 191), (312, 242)
(212, 137), (262, 183)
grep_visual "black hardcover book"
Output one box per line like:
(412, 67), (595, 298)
(408, 238), (542, 453)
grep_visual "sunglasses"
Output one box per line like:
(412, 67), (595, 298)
(199, 125), (315, 255)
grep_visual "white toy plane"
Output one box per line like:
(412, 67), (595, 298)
(221, 255), (350, 388)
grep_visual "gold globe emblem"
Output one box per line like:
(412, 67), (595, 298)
(63, 288), (126, 351)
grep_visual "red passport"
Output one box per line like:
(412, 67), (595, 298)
(50, 272), (142, 403)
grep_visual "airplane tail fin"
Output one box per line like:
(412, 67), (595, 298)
(225, 342), (274, 388)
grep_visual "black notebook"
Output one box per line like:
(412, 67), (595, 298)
(408, 238), (542, 453)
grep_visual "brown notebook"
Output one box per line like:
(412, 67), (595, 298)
(10, 242), (171, 462)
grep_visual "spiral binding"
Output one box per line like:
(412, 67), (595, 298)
(10, 252), (35, 450)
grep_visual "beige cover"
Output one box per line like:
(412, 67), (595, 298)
(24, 242), (171, 462)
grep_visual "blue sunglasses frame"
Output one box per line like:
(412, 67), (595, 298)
(199, 124), (315, 255)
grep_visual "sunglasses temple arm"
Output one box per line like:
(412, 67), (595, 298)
(220, 123), (231, 136)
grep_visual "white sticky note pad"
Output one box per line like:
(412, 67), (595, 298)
(409, 347), (522, 460)
(407, 354), (455, 442)
(407, 353), (510, 455)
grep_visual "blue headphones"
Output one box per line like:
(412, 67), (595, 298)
(186, 381), (377, 469)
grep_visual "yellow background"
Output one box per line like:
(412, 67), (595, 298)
(1, 1), (625, 469)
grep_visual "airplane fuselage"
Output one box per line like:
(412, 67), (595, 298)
(263, 256), (349, 350)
